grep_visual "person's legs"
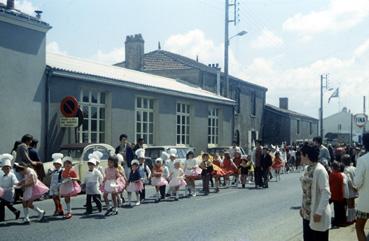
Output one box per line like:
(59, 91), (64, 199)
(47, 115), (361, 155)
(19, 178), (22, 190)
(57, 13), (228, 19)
(0, 199), (5, 221)
(355, 218), (368, 241)
(159, 185), (166, 199)
(347, 198), (356, 223)
(92, 194), (102, 212)
(86, 195), (92, 214)
(311, 229), (329, 241)
(140, 184), (145, 201)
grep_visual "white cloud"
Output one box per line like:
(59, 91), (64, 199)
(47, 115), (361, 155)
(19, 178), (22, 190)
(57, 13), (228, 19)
(354, 38), (369, 57)
(91, 48), (125, 65)
(0, 0), (37, 16)
(46, 41), (67, 55)
(283, 0), (369, 38)
(250, 30), (284, 49)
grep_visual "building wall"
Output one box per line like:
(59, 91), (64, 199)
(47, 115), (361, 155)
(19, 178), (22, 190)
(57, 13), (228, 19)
(0, 18), (48, 157)
(145, 69), (201, 87)
(262, 109), (290, 145)
(289, 117), (318, 144)
(47, 76), (233, 156)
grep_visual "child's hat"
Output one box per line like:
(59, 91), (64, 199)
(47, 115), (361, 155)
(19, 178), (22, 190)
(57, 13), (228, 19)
(0, 153), (13, 167)
(241, 155), (248, 160)
(169, 148), (177, 158)
(62, 156), (73, 163)
(88, 151), (103, 163)
(131, 159), (139, 166)
(116, 153), (124, 163)
(161, 152), (170, 161)
(52, 153), (64, 166)
(88, 159), (97, 166)
(135, 148), (145, 159)
(155, 158), (163, 164)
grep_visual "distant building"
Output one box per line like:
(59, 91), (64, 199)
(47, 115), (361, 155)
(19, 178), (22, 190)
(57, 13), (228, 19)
(115, 34), (268, 151)
(263, 98), (319, 145)
(323, 107), (369, 144)
(0, 3), (234, 158)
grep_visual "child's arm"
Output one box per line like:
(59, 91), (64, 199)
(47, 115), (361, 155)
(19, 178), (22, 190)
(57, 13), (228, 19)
(146, 166), (152, 179)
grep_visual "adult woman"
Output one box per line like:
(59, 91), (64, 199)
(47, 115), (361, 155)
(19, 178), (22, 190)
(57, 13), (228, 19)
(300, 142), (331, 241)
(342, 154), (358, 224)
(354, 133), (369, 241)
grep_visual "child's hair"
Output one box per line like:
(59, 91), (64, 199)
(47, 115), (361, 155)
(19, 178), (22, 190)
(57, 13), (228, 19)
(332, 161), (344, 172)
(108, 155), (119, 168)
(342, 154), (352, 166)
(14, 164), (26, 172)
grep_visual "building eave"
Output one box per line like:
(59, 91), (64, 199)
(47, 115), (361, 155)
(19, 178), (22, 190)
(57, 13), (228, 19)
(0, 8), (51, 32)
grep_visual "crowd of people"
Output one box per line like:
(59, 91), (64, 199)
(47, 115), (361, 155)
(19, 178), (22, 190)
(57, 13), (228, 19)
(1, 133), (368, 241)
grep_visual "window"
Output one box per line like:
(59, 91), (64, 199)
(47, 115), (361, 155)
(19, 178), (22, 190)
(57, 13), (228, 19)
(136, 97), (154, 145)
(176, 103), (190, 145)
(251, 91), (256, 116)
(297, 120), (300, 135)
(309, 122), (313, 135)
(208, 108), (219, 144)
(79, 90), (106, 143)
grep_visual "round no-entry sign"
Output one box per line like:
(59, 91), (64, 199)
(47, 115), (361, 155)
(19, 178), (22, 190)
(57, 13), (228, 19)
(354, 113), (368, 128)
(60, 96), (79, 117)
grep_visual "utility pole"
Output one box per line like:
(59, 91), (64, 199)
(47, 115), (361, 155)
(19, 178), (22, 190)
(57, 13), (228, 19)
(320, 74), (328, 140)
(364, 96), (367, 133)
(224, 0), (239, 98)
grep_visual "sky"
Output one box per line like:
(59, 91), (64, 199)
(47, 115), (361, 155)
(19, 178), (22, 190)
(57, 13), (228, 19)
(3, 0), (369, 119)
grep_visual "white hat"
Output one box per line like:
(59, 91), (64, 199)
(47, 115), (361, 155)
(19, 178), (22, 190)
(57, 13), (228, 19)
(161, 152), (170, 161)
(234, 147), (241, 154)
(131, 159), (139, 166)
(62, 156), (73, 163)
(0, 153), (13, 167)
(88, 151), (103, 163)
(155, 158), (163, 165)
(116, 153), (124, 163)
(169, 148), (177, 158)
(88, 159), (97, 166)
(52, 153), (64, 166)
(135, 148), (145, 159)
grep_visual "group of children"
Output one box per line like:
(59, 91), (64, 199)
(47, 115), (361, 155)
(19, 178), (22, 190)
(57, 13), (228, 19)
(0, 147), (270, 224)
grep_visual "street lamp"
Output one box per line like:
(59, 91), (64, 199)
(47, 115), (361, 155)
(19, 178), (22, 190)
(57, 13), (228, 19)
(224, 30), (247, 98)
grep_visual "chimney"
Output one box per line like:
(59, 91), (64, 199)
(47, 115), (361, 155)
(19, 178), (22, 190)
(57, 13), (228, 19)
(279, 97), (288, 110)
(6, 0), (14, 9)
(125, 34), (144, 71)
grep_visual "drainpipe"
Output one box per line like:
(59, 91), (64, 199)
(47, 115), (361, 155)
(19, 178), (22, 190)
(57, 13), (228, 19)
(44, 67), (53, 159)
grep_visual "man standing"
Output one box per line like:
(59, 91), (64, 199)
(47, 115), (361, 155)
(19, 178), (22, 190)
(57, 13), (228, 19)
(15, 134), (37, 167)
(354, 133), (369, 241)
(313, 137), (331, 165)
(115, 134), (134, 177)
(261, 147), (272, 188)
(253, 140), (263, 189)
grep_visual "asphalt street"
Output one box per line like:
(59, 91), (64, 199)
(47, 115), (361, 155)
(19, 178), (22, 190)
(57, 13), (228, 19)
(1, 173), (304, 241)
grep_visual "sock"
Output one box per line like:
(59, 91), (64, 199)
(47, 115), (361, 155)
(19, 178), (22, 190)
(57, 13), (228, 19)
(23, 207), (29, 219)
(128, 193), (132, 203)
(32, 206), (43, 215)
(176, 192), (179, 199)
(135, 193), (140, 202)
(66, 202), (71, 213)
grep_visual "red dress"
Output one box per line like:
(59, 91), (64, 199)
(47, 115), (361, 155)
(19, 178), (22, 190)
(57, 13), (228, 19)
(222, 159), (236, 175)
(272, 157), (284, 171)
(212, 160), (227, 177)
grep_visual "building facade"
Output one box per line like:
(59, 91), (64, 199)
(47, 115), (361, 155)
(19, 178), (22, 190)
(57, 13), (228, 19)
(263, 98), (319, 145)
(115, 34), (267, 151)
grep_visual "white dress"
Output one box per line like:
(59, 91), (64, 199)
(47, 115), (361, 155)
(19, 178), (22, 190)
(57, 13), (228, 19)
(84, 169), (103, 195)
(169, 168), (187, 187)
(49, 168), (62, 196)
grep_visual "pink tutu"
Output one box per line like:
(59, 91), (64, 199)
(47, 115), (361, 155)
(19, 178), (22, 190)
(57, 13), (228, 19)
(126, 180), (144, 192)
(60, 181), (81, 197)
(184, 167), (202, 177)
(116, 176), (126, 193)
(23, 180), (49, 201)
(102, 180), (118, 193)
(0, 187), (4, 198)
(169, 178), (187, 188)
(151, 177), (168, 187)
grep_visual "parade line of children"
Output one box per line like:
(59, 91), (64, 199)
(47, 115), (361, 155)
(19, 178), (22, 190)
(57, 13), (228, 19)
(0, 147), (264, 224)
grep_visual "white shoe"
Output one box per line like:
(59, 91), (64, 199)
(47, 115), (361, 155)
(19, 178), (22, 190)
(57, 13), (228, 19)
(192, 192), (197, 197)
(23, 217), (31, 224)
(38, 210), (45, 222)
(135, 201), (140, 206)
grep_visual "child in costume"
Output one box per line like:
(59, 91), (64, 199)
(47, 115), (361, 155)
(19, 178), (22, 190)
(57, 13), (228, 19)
(199, 153), (213, 196)
(184, 151), (201, 197)
(161, 152), (170, 199)
(0, 154), (20, 222)
(83, 157), (103, 215)
(116, 153), (127, 207)
(169, 160), (187, 200)
(126, 160), (144, 206)
(60, 156), (81, 219)
(272, 152), (284, 182)
(239, 155), (250, 188)
(136, 149), (151, 202)
(222, 152), (237, 187)
(16, 164), (48, 224)
(151, 158), (168, 201)
(103, 155), (121, 216)
(48, 153), (64, 216)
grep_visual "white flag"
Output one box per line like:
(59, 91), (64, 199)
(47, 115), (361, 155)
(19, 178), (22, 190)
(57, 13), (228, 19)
(328, 88), (339, 103)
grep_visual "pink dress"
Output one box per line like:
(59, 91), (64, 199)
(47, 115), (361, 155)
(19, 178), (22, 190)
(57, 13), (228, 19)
(23, 169), (49, 201)
(169, 168), (187, 187)
(60, 169), (81, 197)
(0, 187), (4, 198)
(151, 166), (168, 187)
(102, 167), (120, 193)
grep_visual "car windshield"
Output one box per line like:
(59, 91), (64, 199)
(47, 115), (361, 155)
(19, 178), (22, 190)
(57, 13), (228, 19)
(59, 149), (83, 160)
(82, 146), (112, 161)
(145, 148), (164, 160)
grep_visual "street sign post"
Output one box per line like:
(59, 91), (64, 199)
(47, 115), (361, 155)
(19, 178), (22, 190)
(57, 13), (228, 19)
(354, 113), (368, 128)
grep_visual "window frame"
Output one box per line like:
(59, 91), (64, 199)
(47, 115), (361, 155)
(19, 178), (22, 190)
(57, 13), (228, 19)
(208, 107), (219, 145)
(135, 96), (154, 145)
(176, 102), (191, 145)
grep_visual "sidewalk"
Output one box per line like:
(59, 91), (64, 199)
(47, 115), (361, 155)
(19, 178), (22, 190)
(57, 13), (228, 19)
(329, 224), (369, 241)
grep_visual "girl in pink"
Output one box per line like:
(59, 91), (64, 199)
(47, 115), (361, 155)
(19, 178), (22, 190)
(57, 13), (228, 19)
(15, 164), (48, 224)
(151, 158), (168, 202)
(103, 155), (121, 216)
(60, 157), (81, 219)
(169, 160), (187, 200)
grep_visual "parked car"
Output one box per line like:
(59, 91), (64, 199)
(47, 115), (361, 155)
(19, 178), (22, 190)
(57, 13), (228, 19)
(43, 143), (115, 186)
(207, 146), (247, 156)
(144, 146), (195, 169)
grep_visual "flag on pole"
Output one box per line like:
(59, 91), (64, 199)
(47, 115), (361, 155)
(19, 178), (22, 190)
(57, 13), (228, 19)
(328, 88), (339, 103)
